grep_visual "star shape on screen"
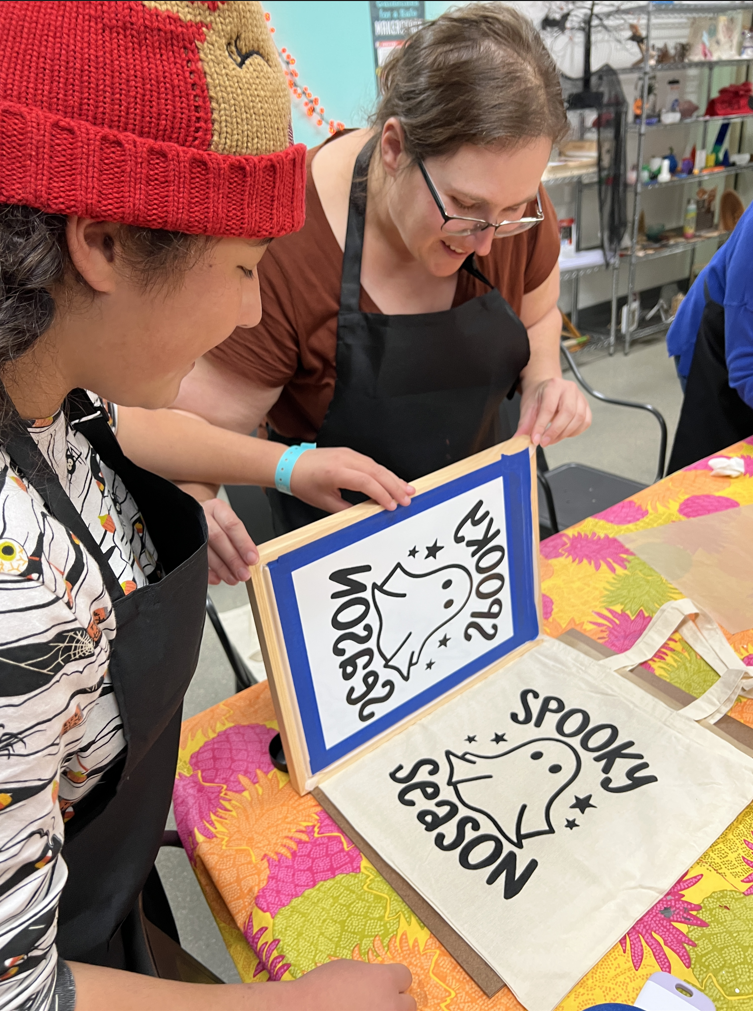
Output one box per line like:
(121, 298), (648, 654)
(438, 634), (450, 647)
(408, 546), (418, 558)
(565, 818), (579, 830)
(491, 732), (507, 744)
(465, 735), (477, 744)
(426, 659), (435, 670)
(425, 540), (444, 559)
(570, 794), (597, 815)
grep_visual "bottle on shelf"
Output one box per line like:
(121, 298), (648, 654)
(683, 197), (697, 240)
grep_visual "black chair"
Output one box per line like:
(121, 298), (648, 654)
(537, 343), (667, 536)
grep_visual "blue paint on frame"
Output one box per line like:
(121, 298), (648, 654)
(268, 448), (538, 774)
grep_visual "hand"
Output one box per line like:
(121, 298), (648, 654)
(516, 377), (591, 448)
(202, 498), (258, 586)
(278, 960), (416, 1011)
(290, 447), (415, 514)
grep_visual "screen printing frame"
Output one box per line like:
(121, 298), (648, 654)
(248, 437), (542, 794)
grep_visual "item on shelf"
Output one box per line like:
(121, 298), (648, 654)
(683, 197), (697, 239)
(627, 22), (646, 66)
(633, 73), (658, 124)
(644, 222), (666, 242)
(694, 147), (707, 173)
(660, 109), (681, 124)
(640, 165), (650, 183)
(559, 217), (576, 257)
(731, 152), (751, 166)
(681, 155), (694, 175)
(705, 81), (753, 118)
(559, 139), (598, 163)
(696, 187), (717, 230)
(671, 291), (685, 316)
(620, 294), (640, 335)
(666, 148), (678, 174)
(711, 122), (731, 164)
(649, 155), (662, 179)
(706, 152), (717, 169)
(688, 13), (743, 62)
(658, 158), (672, 183)
(638, 209), (646, 240)
(720, 189), (745, 231)
(742, 29), (753, 59)
(666, 78), (681, 113)
(673, 42), (689, 65)
(679, 99), (699, 121)
(627, 165), (637, 185)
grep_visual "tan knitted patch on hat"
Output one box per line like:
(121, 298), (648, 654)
(144, 0), (290, 156)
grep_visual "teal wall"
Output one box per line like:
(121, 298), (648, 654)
(263, 0), (458, 147)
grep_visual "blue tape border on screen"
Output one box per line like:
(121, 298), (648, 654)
(268, 448), (539, 775)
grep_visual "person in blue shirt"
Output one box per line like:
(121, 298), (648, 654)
(666, 200), (753, 472)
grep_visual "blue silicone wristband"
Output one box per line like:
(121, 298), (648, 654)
(275, 443), (316, 496)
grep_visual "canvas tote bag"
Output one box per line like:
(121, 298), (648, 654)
(321, 599), (753, 1011)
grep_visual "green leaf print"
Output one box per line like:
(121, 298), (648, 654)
(658, 641), (720, 698)
(687, 889), (753, 1008)
(271, 867), (417, 975)
(601, 556), (683, 618)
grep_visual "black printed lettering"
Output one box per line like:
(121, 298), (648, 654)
(417, 801), (458, 831)
(471, 598), (502, 621)
(511, 689), (539, 725)
(601, 761), (659, 793)
(555, 708), (591, 738)
(398, 781), (441, 807)
(359, 680), (395, 723)
(459, 834), (503, 870)
(345, 671), (378, 706)
(454, 501), (490, 544)
(534, 695), (565, 728)
(332, 627), (373, 657)
(486, 851), (539, 897)
(464, 621), (498, 642)
(475, 544), (505, 574)
(592, 740), (643, 775)
(389, 759), (440, 784)
(435, 815), (480, 851)
(476, 573), (505, 599)
(332, 597), (370, 631)
(339, 648), (374, 681)
(580, 723), (619, 752)
(465, 517), (501, 558)
(329, 565), (372, 599)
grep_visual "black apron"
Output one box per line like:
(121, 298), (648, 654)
(668, 285), (753, 473)
(3, 389), (207, 969)
(268, 142), (531, 534)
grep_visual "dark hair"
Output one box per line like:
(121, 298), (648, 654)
(373, 2), (568, 161)
(0, 204), (208, 368)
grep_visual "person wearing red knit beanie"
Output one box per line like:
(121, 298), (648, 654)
(0, 3), (414, 1010)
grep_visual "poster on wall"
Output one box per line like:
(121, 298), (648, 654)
(370, 1), (425, 72)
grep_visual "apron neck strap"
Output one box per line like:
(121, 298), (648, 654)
(1, 385), (125, 602)
(339, 140), (495, 312)
(340, 140), (375, 314)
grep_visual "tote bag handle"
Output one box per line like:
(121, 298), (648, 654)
(597, 598), (753, 723)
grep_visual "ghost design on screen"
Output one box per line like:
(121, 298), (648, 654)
(372, 563), (472, 681)
(446, 737), (581, 849)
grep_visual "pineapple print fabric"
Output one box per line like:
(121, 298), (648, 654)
(174, 436), (753, 1010)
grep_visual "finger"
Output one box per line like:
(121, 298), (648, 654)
(343, 452), (415, 505)
(211, 499), (258, 565)
(384, 962), (414, 994)
(207, 569), (221, 586)
(343, 470), (400, 510)
(530, 388), (561, 445)
(208, 525), (251, 582)
(543, 389), (589, 445)
(398, 996), (418, 1011)
(207, 544), (239, 586)
(514, 396), (540, 437)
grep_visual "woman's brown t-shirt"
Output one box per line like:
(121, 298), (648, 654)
(209, 143), (561, 441)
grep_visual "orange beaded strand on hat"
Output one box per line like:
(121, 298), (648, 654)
(264, 10), (344, 135)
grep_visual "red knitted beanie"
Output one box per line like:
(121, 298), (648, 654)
(0, 1), (306, 238)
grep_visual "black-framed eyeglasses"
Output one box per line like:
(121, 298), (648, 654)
(418, 159), (544, 238)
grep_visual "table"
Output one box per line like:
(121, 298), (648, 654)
(174, 438), (753, 1010)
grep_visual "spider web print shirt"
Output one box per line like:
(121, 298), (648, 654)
(0, 399), (159, 1010)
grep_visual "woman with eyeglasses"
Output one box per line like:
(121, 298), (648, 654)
(165, 2), (592, 537)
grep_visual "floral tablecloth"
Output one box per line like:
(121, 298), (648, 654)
(174, 438), (753, 1010)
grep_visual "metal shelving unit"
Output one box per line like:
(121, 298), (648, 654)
(619, 1), (753, 353)
(545, 2), (753, 353)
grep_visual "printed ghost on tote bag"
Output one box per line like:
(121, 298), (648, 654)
(321, 599), (753, 1011)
